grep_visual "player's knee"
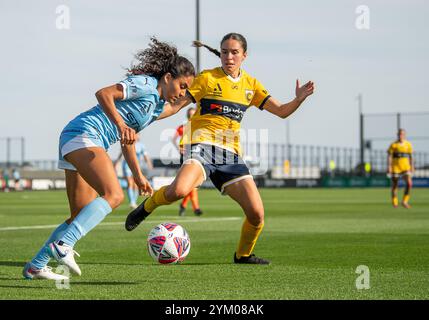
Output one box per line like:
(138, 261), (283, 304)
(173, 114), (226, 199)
(247, 208), (264, 227)
(166, 185), (191, 201)
(104, 190), (124, 209)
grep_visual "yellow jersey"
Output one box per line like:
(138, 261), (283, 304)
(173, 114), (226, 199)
(185, 67), (270, 155)
(388, 140), (413, 173)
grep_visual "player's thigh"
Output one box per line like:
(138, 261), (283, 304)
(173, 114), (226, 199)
(64, 147), (123, 207)
(391, 176), (399, 188)
(224, 177), (264, 225)
(65, 169), (98, 221)
(166, 161), (205, 200)
(403, 173), (412, 186)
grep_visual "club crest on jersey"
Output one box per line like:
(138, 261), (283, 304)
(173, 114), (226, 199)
(245, 89), (254, 102)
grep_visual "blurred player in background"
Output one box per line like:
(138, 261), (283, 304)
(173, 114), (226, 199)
(12, 167), (21, 191)
(126, 33), (314, 265)
(171, 106), (203, 216)
(114, 135), (153, 209)
(23, 38), (195, 280)
(1, 169), (10, 192)
(388, 129), (414, 208)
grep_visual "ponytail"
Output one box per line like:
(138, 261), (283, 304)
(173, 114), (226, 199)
(192, 33), (248, 58)
(192, 40), (221, 57)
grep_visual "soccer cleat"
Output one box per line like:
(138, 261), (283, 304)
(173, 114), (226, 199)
(402, 202), (411, 209)
(125, 199), (151, 231)
(22, 262), (69, 280)
(48, 241), (81, 276)
(130, 203), (138, 209)
(234, 253), (270, 265)
(179, 205), (186, 217)
(194, 208), (203, 216)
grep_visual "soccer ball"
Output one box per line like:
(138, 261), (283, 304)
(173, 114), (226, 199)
(147, 222), (191, 264)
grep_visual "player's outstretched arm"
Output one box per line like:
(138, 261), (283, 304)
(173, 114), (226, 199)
(263, 79), (314, 119)
(157, 95), (193, 120)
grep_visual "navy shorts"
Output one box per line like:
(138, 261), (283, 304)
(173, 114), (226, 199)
(181, 144), (253, 194)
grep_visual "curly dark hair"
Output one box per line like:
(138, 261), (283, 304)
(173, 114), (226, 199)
(128, 37), (195, 80)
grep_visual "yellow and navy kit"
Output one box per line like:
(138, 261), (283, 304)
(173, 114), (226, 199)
(185, 67), (271, 155)
(388, 140), (413, 173)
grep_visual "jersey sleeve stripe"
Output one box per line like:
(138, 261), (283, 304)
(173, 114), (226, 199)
(119, 82), (127, 100)
(258, 95), (271, 110)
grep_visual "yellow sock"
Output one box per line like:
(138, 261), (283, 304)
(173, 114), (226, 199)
(392, 197), (399, 206)
(403, 194), (410, 204)
(236, 219), (264, 259)
(144, 186), (173, 213)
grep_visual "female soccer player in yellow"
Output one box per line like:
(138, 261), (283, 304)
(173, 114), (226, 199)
(126, 33), (314, 264)
(388, 129), (414, 208)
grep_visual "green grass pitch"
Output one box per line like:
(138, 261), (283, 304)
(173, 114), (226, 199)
(0, 188), (428, 299)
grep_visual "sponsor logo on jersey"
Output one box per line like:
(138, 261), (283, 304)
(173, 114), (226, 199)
(200, 98), (247, 122)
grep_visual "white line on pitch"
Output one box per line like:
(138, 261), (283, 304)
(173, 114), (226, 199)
(0, 217), (241, 232)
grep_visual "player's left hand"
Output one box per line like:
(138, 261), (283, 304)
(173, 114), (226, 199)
(295, 79), (314, 102)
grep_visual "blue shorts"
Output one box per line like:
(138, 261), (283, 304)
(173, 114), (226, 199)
(58, 127), (104, 171)
(182, 144), (253, 194)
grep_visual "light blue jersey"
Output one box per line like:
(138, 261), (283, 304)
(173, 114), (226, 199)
(58, 75), (164, 170)
(122, 142), (147, 177)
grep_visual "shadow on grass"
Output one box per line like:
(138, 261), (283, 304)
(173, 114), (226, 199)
(80, 261), (232, 266)
(0, 284), (54, 289)
(0, 261), (26, 267)
(0, 260), (233, 269)
(179, 262), (232, 266)
(70, 281), (139, 286)
(0, 280), (140, 288)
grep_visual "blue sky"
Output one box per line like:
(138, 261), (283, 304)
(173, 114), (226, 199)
(1, 0), (428, 162)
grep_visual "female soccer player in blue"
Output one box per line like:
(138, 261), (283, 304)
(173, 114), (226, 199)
(125, 33), (314, 265)
(23, 38), (195, 280)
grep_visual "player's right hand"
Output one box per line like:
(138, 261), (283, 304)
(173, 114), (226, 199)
(135, 175), (154, 197)
(118, 124), (136, 146)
